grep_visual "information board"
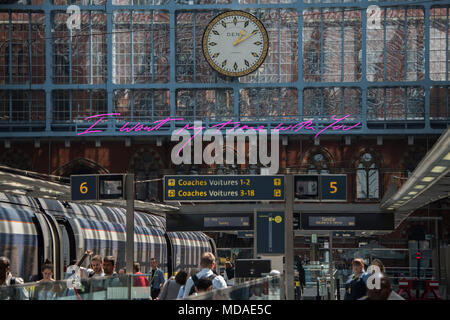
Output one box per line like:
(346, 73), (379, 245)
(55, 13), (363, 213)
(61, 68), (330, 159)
(164, 175), (284, 202)
(71, 175), (97, 201)
(309, 216), (355, 227)
(321, 175), (347, 201)
(256, 211), (285, 255)
(166, 213), (254, 232)
(294, 174), (347, 201)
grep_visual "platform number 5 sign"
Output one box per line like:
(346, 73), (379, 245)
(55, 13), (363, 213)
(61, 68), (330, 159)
(367, 5), (382, 30)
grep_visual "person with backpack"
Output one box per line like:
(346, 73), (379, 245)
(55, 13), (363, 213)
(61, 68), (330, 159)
(182, 252), (227, 298)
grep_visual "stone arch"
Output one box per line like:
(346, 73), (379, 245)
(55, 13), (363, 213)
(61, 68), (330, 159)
(301, 146), (335, 173)
(53, 158), (109, 177)
(351, 146), (383, 169)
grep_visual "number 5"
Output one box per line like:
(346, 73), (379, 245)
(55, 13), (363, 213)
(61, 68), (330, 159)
(80, 182), (88, 194)
(330, 182), (337, 194)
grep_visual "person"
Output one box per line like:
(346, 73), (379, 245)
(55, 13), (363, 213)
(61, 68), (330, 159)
(224, 258), (235, 286)
(363, 258), (386, 284)
(118, 268), (126, 275)
(67, 250), (104, 279)
(159, 270), (188, 300)
(177, 268), (199, 299)
(149, 258), (165, 299)
(103, 256), (118, 277)
(39, 262), (55, 283)
(183, 252), (227, 298)
(344, 258), (367, 300)
(34, 262), (61, 300)
(360, 273), (404, 300)
(195, 278), (213, 294)
(133, 262), (150, 287)
(0, 256), (26, 300)
(297, 258), (306, 295)
(102, 256), (122, 290)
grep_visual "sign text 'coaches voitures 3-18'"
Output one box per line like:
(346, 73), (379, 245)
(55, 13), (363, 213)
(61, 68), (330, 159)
(164, 175), (284, 202)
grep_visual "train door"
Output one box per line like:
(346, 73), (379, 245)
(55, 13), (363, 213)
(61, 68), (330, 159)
(55, 218), (77, 277)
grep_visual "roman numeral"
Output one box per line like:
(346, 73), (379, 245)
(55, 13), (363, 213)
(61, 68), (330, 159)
(244, 21), (249, 28)
(251, 52), (259, 57)
(233, 17), (237, 26)
(212, 53), (220, 58)
(221, 21), (226, 28)
(222, 60), (227, 67)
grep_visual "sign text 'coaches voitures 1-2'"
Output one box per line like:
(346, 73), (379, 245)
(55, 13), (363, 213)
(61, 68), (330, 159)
(164, 175), (284, 202)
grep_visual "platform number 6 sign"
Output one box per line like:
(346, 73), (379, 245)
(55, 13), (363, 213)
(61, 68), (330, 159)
(367, 5), (382, 30)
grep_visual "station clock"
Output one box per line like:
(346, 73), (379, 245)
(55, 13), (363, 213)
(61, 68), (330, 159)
(202, 10), (269, 77)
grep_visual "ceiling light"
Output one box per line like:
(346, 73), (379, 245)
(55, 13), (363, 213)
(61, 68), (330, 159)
(431, 166), (446, 173)
(408, 191), (418, 195)
(402, 196), (411, 200)
(413, 185), (425, 189)
(422, 177), (435, 182)
(443, 152), (450, 161)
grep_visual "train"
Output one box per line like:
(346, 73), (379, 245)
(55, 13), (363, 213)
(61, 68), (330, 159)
(0, 192), (216, 282)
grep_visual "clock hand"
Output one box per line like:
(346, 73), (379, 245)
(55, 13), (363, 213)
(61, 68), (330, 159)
(233, 31), (258, 46)
(233, 30), (246, 46)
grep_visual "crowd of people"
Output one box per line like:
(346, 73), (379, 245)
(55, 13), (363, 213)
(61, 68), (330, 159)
(0, 251), (230, 300)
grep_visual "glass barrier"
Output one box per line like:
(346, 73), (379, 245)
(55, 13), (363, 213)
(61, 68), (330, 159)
(0, 274), (282, 301)
(0, 273), (153, 301)
(184, 276), (282, 301)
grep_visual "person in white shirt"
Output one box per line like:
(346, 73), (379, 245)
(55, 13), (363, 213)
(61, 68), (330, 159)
(182, 252), (227, 298)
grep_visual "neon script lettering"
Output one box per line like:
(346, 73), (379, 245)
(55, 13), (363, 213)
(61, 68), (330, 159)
(77, 113), (361, 137)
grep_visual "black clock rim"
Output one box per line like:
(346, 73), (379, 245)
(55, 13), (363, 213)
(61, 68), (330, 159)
(202, 10), (269, 78)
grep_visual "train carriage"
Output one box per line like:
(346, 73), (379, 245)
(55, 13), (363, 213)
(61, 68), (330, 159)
(0, 192), (216, 282)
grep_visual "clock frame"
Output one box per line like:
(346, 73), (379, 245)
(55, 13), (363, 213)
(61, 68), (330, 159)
(202, 10), (269, 77)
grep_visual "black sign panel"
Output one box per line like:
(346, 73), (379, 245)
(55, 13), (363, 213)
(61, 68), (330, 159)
(295, 174), (347, 201)
(164, 175), (284, 202)
(166, 213), (254, 232)
(71, 175), (97, 201)
(309, 216), (355, 227)
(235, 259), (271, 278)
(321, 175), (347, 201)
(302, 213), (394, 230)
(256, 211), (285, 255)
(204, 217), (250, 228)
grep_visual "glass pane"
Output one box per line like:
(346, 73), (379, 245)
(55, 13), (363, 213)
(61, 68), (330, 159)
(368, 168), (379, 199)
(430, 86), (449, 119)
(356, 168), (367, 199)
(385, 87), (405, 120)
(430, 7), (448, 81)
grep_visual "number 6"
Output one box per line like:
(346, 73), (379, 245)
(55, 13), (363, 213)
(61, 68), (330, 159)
(80, 182), (88, 194)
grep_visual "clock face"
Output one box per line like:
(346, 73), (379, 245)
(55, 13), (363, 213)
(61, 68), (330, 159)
(202, 11), (269, 77)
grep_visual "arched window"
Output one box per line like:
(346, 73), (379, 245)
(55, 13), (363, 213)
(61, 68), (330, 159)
(356, 153), (379, 200)
(307, 152), (330, 174)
